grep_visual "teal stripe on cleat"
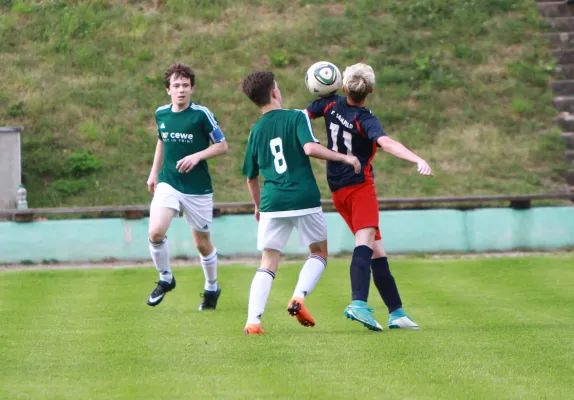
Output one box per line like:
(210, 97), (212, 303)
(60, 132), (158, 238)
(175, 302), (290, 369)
(344, 307), (383, 331)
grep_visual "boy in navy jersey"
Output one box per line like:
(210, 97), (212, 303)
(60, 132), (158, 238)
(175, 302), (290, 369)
(306, 63), (432, 331)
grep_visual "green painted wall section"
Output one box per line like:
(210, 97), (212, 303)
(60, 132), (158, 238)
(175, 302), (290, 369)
(1, 207), (573, 264)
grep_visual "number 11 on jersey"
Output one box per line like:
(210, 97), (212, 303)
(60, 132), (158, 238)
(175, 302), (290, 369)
(270, 137), (287, 174)
(329, 122), (353, 154)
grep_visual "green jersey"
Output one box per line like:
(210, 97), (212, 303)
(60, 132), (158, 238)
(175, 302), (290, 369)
(243, 109), (322, 216)
(155, 103), (225, 195)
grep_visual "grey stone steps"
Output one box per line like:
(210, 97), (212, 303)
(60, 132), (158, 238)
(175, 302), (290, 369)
(550, 80), (574, 96)
(557, 113), (574, 131)
(554, 95), (574, 112)
(546, 17), (574, 31)
(543, 32), (574, 47)
(536, 3), (574, 192)
(554, 64), (574, 79)
(552, 49), (574, 64)
(563, 132), (574, 149)
(537, 2), (574, 18)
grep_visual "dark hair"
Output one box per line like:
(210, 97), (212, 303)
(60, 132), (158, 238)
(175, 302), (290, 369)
(242, 71), (276, 107)
(165, 63), (195, 88)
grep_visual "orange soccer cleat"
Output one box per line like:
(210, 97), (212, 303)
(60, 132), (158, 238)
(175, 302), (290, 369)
(244, 323), (264, 335)
(287, 297), (316, 327)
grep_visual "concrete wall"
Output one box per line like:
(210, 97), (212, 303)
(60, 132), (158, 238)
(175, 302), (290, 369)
(0, 127), (23, 209)
(1, 207), (573, 264)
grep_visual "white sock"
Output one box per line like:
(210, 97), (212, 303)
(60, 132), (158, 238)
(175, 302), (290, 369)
(246, 268), (275, 325)
(292, 255), (326, 299)
(149, 237), (172, 283)
(200, 247), (218, 291)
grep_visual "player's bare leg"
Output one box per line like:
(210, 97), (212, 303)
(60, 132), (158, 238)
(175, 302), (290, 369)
(288, 240), (328, 327)
(245, 249), (280, 335)
(147, 207), (177, 306)
(371, 239), (419, 329)
(344, 227), (383, 331)
(193, 230), (221, 311)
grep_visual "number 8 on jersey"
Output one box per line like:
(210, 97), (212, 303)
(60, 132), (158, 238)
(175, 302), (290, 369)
(270, 137), (287, 174)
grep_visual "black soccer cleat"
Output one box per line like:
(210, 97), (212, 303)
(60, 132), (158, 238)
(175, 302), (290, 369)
(198, 286), (221, 311)
(146, 276), (176, 307)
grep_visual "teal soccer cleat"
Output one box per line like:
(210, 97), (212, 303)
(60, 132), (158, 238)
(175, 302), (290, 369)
(344, 300), (383, 331)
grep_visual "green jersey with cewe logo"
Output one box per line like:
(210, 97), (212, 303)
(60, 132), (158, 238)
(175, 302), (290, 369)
(155, 103), (225, 195)
(243, 109), (322, 217)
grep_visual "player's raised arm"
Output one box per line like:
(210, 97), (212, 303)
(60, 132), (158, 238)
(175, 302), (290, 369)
(176, 110), (228, 173)
(376, 136), (432, 176)
(303, 143), (361, 174)
(176, 140), (228, 173)
(202, 110), (229, 158)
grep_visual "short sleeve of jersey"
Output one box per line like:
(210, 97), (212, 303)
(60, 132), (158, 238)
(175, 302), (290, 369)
(242, 131), (259, 179)
(362, 114), (387, 143)
(296, 111), (320, 147)
(198, 106), (225, 144)
(305, 97), (332, 119)
(155, 115), (162, 140)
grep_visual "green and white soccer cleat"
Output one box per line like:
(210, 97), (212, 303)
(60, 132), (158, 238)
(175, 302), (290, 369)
(344, 300), (383, 331)
(388, 308), (420, 330)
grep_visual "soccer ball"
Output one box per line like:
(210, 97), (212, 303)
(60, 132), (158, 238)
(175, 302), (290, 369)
(305, 61), (342, 97)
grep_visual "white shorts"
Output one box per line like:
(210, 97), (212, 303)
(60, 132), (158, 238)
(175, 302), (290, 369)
(257, 211), (327, 251)
(150, 183), (212, 232)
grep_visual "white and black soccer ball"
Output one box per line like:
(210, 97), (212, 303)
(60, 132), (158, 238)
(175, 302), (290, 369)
(305, 61), (342, 97)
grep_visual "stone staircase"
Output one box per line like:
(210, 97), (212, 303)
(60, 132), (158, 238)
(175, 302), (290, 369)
(537, 0), (574, 192)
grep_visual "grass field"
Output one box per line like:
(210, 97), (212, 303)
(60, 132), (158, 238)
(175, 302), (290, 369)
(0, 0), (569, 208)
(1, 256), (574, 399)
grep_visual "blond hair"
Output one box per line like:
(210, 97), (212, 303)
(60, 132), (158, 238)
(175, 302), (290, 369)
(342, 63), (375, 102)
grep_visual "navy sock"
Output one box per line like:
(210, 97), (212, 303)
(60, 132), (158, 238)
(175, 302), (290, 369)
(371, 257), (402, 313)
(350, 245), (374, 302)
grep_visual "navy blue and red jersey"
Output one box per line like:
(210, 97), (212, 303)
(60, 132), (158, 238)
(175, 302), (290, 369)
(306, 94), (386, 192)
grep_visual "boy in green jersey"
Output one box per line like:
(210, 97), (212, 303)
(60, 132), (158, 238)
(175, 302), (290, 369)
(146, 63), (228, 310)
(241, 71), (361, 335)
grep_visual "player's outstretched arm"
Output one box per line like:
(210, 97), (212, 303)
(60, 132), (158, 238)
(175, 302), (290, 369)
(246, 177), (261, 222)
(147, 139), (164, 194)
(176, 140), (228, 173)
(377, 136), (432, 176)
(303, 142), (361, 174)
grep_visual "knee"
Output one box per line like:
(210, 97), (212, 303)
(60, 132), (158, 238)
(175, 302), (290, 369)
(194, 236), (213, 255)
(355, 228), (376, 248)
(149, 231), (166, 243)
(372, 241), (386, 259)
(309, 242), (328, 262)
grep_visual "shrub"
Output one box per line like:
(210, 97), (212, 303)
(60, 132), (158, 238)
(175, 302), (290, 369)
(64, 152), (102, 177)
(50, 179), (88, 196)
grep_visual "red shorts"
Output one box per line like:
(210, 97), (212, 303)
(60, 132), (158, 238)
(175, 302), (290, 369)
(331, 181), (381, 240)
